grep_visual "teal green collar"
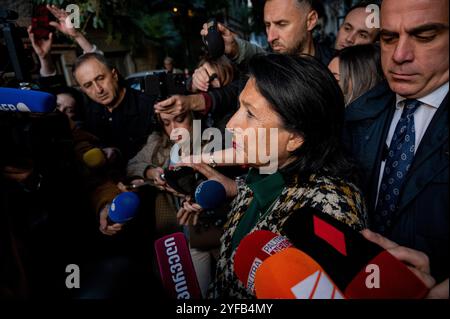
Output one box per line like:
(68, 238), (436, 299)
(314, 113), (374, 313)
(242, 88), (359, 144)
(231, 168), (286, 251)
(246, 168), (285, 209)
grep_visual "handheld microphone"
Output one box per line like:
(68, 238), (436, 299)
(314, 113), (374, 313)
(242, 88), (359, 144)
(0, 87), (56, 113)
(255, 247), (345, 299)
(233, 230), (293, 293)
(194, 180), (226, 210)
(203, 19), (225, 59)
(82, 147), (106, 168)
(107, 192), (140, 224)
(282, 206), (429, 298)
(154, 232), (202, 299)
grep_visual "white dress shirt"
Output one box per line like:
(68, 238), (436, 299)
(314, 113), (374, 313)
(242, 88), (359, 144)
(375, 82), (449, 206)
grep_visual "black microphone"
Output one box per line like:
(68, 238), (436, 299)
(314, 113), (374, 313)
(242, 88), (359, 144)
(203, 19), (225, 59)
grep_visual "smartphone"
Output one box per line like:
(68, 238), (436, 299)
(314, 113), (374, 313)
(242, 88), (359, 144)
(162, 166), (203, 196)
(31, 5), (53, 40)
(203, 18), (225, 59)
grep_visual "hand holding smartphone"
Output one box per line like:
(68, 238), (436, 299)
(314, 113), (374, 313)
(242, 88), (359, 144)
(31, 4), (54, 40)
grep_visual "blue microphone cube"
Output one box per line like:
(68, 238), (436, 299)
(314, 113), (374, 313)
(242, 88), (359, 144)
(108, 192), (140, 224)
(194, 180), (226, 210)
(0, 87), (56, 113)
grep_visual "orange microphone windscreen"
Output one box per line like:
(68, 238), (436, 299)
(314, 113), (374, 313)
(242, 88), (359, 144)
(234, 230), (293, 293)
(255, 247), (345, 299)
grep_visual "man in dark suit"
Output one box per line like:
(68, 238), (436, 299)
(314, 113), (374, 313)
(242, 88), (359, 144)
(344, 0), (448, 287)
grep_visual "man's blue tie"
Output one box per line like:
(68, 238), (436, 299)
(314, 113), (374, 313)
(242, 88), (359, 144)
(373, 99), (421, 234)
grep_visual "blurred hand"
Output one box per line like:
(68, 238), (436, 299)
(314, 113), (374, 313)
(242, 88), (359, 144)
(1, 165), (33, 183)
(200, 22), (239, 59)
(117, 179), (145, 192)
(154, 95), (191, 116)
(99, 204), (123, 236)
(145, 167), (166, 190)
(176, 196), (203, 226)
(162, 184), (187, 198)
(47, 4), (79, 38)
(27, 25), (53, 59)
(177, 161), (238, 198)
(191, 66), (210, 92)
(142, 166), (185, 197)
(426, 278), (449, 299)
(361, 229), (436, 290)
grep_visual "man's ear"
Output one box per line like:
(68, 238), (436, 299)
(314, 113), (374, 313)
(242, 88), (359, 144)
(112, 68), (119, 80)
(286, 132), (304, 153)
(306, 10), (319, 32)
(72, 71), (81, 89)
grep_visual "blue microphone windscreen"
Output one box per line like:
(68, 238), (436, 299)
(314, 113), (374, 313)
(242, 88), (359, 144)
(195, 180), (226, 210)
(108, 192), (140, 223)
(0, 87), (56, 113)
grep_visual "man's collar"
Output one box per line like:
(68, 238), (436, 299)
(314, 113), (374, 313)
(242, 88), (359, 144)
(105, 87), (128, 112)
(396, 82), (449, 109)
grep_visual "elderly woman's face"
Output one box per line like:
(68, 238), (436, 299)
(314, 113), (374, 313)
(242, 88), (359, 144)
(226, 78), (302, 170)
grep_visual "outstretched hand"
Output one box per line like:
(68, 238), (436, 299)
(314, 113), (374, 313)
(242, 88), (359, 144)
(47, 4), (79, 38)
(361, 229), (436, 289)
(176, 161), (238, 198)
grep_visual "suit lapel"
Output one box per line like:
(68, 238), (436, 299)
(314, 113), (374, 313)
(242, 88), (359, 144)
(367, 96), (397, 211)
(397, 94), (449, 213)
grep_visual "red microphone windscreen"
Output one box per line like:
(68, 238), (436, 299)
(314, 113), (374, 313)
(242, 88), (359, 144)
(154, 232), (202, 299)
(234, 230), (292, 293)
(255, 248), (345, 299)
(344, 250), (429, 299)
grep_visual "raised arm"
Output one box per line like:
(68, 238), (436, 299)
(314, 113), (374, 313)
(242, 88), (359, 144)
(47, 4), (102, 54)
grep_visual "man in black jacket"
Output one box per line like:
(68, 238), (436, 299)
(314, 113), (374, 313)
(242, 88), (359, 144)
(73, 53), (156, 162)
(28, 6), (156, 163)
(344, 0), (448, 286)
